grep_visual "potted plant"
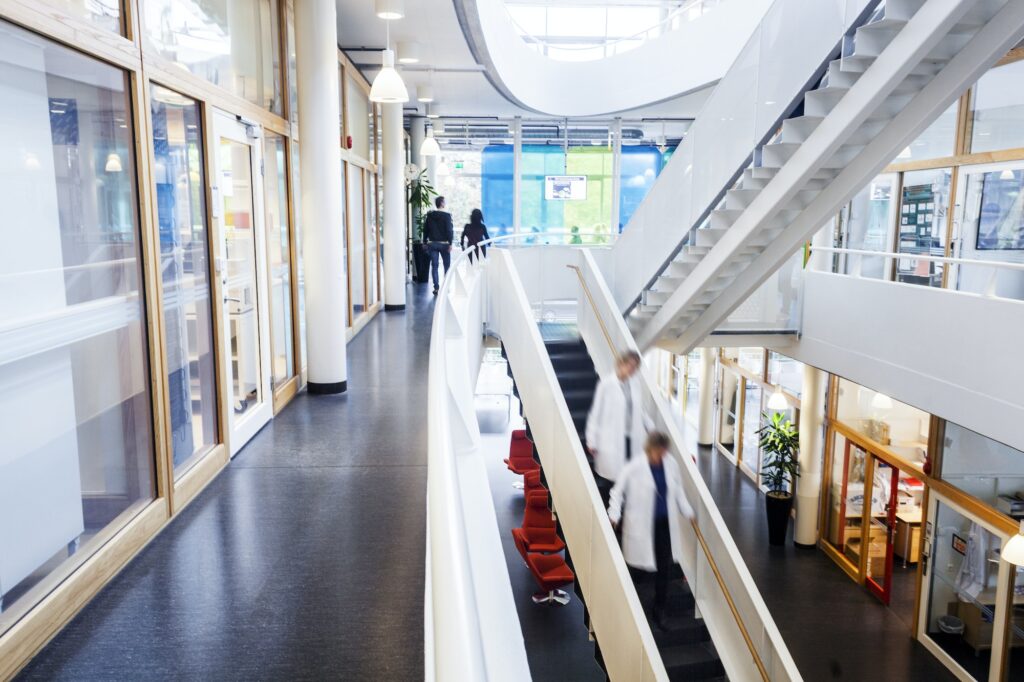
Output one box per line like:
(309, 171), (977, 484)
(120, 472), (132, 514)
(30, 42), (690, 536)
(757, 411), (800, 546)
(407, 169), (437, 284)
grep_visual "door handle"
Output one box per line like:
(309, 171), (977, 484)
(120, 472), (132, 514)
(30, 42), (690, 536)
(224, 297), (241, 304)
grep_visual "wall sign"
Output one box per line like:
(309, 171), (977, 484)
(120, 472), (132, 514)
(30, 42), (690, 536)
(952, 533), (967, 555)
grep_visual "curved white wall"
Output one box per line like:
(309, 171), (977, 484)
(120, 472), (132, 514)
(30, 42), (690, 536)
(466, 0), (773, 116)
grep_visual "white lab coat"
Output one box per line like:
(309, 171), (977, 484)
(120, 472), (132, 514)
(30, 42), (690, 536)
(608, 455), (695, 572)
(585, 372), (648, 482)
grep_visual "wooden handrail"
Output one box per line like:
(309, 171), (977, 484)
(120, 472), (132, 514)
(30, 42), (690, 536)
(568, 262), (771, 682)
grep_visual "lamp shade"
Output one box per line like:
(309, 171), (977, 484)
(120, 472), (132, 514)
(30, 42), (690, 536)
(1003, 521), (1024, 566)
(105, 152), (123, 173)
(370, 49), (408, 103)
(1000, 168), (1016, 180)
(871, 392), (893, 410)
(416, 85), (435, 103)
(420, 128), (441, 157)
(374, 0), (405, 20)
(767, 387), (788, 410)
(397, 41), (421, 64)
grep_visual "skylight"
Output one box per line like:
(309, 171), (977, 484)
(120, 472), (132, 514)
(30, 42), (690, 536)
(503, 0), (723, 61)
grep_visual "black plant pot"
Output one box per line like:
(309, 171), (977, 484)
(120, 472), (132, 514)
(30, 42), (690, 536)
(412, 241), (430, 284)
(765, 492), (794, 546)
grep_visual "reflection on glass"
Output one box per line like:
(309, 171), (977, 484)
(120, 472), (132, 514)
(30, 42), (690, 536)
(924, 501), (1001, 681)
(367, 173), (379, 305)
(834, 378), (930, 472)
(143, 0), (282, 114)
(940, 421), (1024, 511)
(865, 458), (897, 598)
(741, 382), (762, 475)
(292, 143), (306, 367)
(51, 0), (122, 33)
(971, 59), (1024, 154)
(894, 101), (957, 162)
(767, 351), (802, 398)
(286, 3), (298, 126)
(152, 86), (218, 476)
(737, 347), (764, 376)
(824, 435), (863, 560)
(953, 168), (1024, 301)
(620, 146), (663, 231)
(717, 367), (739, 458)
(346, 76), (370, 160)
(263, 132), (294, 387)
(0, 20), (154, 636)
(220, 138), (263, 416)
(896, 168), (951, 287)
(841, 175), (896, 279)
(684, 350), (700, 426)
(437, 150), (483, 231)
(347, 166), (366, 315)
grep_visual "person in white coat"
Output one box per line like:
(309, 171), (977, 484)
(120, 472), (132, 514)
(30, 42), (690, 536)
(609, 431), (695, 627)
(585, 351), (647, 501)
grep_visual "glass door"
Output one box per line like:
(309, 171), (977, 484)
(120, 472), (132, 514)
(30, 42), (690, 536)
(213, 112), (273, 455)
(865, 456), (899, 604)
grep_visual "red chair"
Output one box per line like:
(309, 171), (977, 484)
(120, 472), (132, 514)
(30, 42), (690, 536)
(511, 494), (565, 560)
(526, 553), (575, 605)
(504, 429), (539, 475)
(523, 469), (548, 503)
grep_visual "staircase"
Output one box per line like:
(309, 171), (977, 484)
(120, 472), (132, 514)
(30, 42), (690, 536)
(623, 0), (1024, 354)
(540, 338), (725, 681)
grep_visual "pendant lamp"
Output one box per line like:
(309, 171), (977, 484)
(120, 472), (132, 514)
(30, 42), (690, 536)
(375, 0), (405, 20)
(416, 85), (435, 103)
(767, 387), (788, 410)
(105, 152), (123, 173)
(1003, 521), (1024, 566)
(370, 49), (408, 103)
(420, 127), (441, 157)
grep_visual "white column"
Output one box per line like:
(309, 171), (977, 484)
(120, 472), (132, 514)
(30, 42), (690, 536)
(795, 365), (828, 546)
(382, 103), (406, 310)
(512, 116), (522, 234)
(697, 347), (716, 446)
(425, 121), (438, 188)
(409, 116), (425, 237)
(610, 117), (622, 237)
(296, 0), (347, 394)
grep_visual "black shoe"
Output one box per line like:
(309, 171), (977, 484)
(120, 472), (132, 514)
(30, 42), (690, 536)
(653, 609), (669, 632)
(432, 287), (438, 296)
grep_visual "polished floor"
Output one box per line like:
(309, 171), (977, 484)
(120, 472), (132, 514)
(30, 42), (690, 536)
(18, 286), (433, 681)
(690, 431), (957, 681)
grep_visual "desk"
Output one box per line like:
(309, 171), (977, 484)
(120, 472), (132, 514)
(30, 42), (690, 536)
(894, 509), (922, 566)
(950, 588), (1024, 654)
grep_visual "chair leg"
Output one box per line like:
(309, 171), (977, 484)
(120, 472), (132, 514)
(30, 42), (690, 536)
(532, 589), (571, 606)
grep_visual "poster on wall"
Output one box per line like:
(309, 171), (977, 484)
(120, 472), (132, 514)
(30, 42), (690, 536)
(545, 175), (587, 201)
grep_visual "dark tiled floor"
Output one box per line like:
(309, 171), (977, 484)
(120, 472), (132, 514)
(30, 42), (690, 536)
(692, 437), (957, 682)
(18, 284), (434, 681)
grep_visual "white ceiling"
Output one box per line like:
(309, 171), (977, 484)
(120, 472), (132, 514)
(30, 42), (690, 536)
(334, 0), (711, 121)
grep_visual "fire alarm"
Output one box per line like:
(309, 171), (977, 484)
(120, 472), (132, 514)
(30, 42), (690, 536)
(346, 135), (353, 149)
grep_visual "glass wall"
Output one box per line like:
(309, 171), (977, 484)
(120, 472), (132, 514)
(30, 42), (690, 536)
(970, 58), (1024, 153)
(49, 0), (123, 34)
(345, 75), (370, 160)
(0, 19), (155, 634)
(834, 378), (930, 471)
(896, 167), (952, 287)
(142, 0), (283, 115)
(941, 422), (1024, 514)
(899, 101), (958, 162)
(346, 164), (366, 316)
(619, 145), (664, 231)
(481, 144), (515, 237)
(151, 85), (218, 476)
(291, 143), (306, 369)
(263, 132), (294, 388)
(437, 149), (483, 231)
(953, 165), (1024, 301)
(839, 175), (897, 279)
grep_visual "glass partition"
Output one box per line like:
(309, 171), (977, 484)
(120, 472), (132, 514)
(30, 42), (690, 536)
(767, 351), (802, 398)
(716, 365), (739, 460)
(292, 143), (306, 363)
(834, 378), (930, 472)
(49, 0), (123, 34)
(970, 58), (1024, 153)
(840, 174), (897, 279)
(896, 101), (957, 162)
(345, 75), (370, 160)
(0, 20), (155, 635)
(263, 131), (294, 387)
(896, 168), (951, 287)
(480, 144), (515, 238)
(367, 173), (380, 306)
(940, 422), (1024, 515)
(740, 382), (763, 477)
(151, 85), (218, 476)
(143, 0), (283, 115)
(347, 165), (366, 315)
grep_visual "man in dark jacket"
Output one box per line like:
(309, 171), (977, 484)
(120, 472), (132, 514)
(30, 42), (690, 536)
(422, 196), (454, 294)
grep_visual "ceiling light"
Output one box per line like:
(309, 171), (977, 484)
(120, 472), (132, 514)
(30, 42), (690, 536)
(420, 128), (441, 157)
(416, 85), (435, 103)
(767, 387), (788, 410)
(105, 152), (123, 173)
(23, 152), (40, 171)
(370, 49), (408, 103)
(1000, 168), (1015, 180)
(871, 392), (893, 410)
(397, 41), (421, 64)
(374, 0), (404, 20)
(1003, 521), (1024, 566)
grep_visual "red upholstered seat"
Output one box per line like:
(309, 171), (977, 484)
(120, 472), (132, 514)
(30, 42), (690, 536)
(526, 553), (575, 605)
(523, 469), (548, 502)
(504, 429), (539, 474)
(511, 494), (565, 559)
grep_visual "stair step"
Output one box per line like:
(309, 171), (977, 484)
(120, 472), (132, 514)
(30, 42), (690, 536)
(694, 227), (728, 248)
(662, 641), (725, 682)
(778, 115), (824, 144)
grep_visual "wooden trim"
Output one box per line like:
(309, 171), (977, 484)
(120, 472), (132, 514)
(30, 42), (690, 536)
(818, 538), (862, 582)
(123, 0), (138, 45)
(343, 161), (354, 326)
(994, 45), (1024, 67)
(954, 88), (973, 157)
(0, 2), (142, 71)
(362, 168), (371, 311)
(911, 485), (929, 637)
(882, 147), (1024, 173)
(338, 48), (372, 91)
(171, 443), (230, 515)
(272, 375), (300, 414)
(284, 136), (304, 383)
(0, 501), (169, 680)
(346, 302), (382, 341)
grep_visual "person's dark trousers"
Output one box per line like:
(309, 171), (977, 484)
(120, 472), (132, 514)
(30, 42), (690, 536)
(653, 516), (672, 620)
(594, 472), (614, 509)
(427, 242), (451, 289)
(467, 245), (487, 263)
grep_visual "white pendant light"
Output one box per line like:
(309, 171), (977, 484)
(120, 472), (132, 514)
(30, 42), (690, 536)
(1000, 168), (1015, 180)
(425, 103), (439, 119)
(420, 127), (441, 157)
(105, 152), (123, 173)
(871, 392), (893, 410)
(374, 0), (405, 20)
(370, 49), (408, 103)
(416, 85), (435, 103)
(767, 386), (788, 410)
(1002, 520), (1024, 566)
(397, 41), (421, 64)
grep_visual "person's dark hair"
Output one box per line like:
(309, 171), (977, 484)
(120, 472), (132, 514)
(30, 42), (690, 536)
(646, 431), (670, 451)
(435, 196), (445, 209)
(618, 350), (641, 366)
(470, 208), (484, 227)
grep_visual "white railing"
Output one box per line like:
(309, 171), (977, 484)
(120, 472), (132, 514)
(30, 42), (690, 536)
(575, 249), (801, 682)
(610, 0), (877, 311)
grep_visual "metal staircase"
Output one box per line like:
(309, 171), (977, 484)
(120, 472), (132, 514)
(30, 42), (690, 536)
(625, 0), (1024, 353)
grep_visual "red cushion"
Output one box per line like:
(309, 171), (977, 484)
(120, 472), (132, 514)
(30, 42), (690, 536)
(526, 553), (574, 590)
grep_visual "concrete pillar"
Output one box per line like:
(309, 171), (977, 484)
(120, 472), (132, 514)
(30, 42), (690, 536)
(795, 365), (828, 547)
(697, 347), (716, 446)
(382, 103), (406, 310)
(295, 0), (347, 393)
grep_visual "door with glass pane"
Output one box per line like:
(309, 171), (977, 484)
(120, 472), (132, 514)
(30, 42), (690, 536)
(213, 113), (273, 455)
(865, 456), (899, 605)
(839, 173), (898, 279)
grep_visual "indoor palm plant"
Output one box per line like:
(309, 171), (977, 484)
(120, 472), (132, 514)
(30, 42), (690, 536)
(407, 169), (437, 283)
(757, 411), (800, 546)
